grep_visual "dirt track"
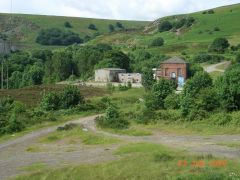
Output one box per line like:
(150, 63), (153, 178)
(0, 114), (240, 180)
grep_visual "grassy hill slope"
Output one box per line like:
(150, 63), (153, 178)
(0, 13), (150, 48)
(89, 3), (240, 56)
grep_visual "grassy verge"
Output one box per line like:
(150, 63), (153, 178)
(146, 120), (240, 135)
(39, 125), (121, 145)
(216, 142), (240, 148)
(215, 61), (229, 70)
(12, 142), (240, 180)
(100, 126), (152, 136)
(19, 164), (46, 172)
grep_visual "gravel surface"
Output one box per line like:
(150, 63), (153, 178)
(0, 114), (240, 180)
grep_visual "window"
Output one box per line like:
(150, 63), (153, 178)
(177, 68), (182, 76)
(165, 68), (169, 76)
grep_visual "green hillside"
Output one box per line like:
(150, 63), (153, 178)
(89, 3), (240, 56)
(0, 13), (150, 48)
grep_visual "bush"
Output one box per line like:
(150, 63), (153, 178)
(13, 101), (26, 114)
(6, 113), (24, 133)
(195, 88), (218, 111)
(192, 53), (224, 64)
(64, 21), (72, 28)
(40, 91), (60, 111)
(186, 17), (195, 27)
(208, 10), (215, 14)
(134, 102), (155, 124)
(164, 93), (180, 109)
(214, 27), (220, 31)
(118, 84), (128, 91)
(158, 21), (172, 32)
(88, 24), (97, 30)
(142, 69), (155, 90)
(116, 22), (123, 28)
(96, 106), (129, 129)
(109, 24), (115, 32)
(151, 37), (164, 47)
(188, 64), (204, 78)
(236, 53), (240, 63)
(60, 86), (85, 109)
(0, 97), (14, 114)
(57, 123), (77, 131)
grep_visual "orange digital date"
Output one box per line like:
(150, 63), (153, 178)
(178, 161), (226, 167)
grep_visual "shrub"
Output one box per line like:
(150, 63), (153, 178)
(164, 93), (180, 109)
(186, 17), (195, 27)
(13, 101), (26, 114)
(109, 24), (115, 32)
(88, 24), (97, 30)
(214, 27), (220, 31)
(60, 86), (85, 109)
(236, 53), (240, 63)
(57, 123), (77, 131)
(192, 53), (224, 64)
(158, 21), (172, 32)
(208, 10), (215, 14)
(195, 88), (218, 111)
(64, 21), (72, 28)
(6, 113), (24, 133)
(134, 102), (155, 124)
(40, 91), (60, 111)
(188, 64), (204, 78)
(151, 37), (164, 47)
(96, 106), (129, 129)
(118, 84), (128, 91)
(116, 22), (123, 28)
(0, 97), (14, 114)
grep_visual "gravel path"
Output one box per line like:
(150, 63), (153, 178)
(0, 114), (240, 180)
(203, 61), (229, 73)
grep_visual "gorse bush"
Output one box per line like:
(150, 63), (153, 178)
(40, 91), (60, 111)
(60, 86), (85, 109)
(158, 21), (172, 32)
(96, 105), (129, 129)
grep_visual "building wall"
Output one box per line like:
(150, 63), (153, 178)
(161, 63), (188, 82)
(118, 73), (142, 83)
(95, 69), (126, 82)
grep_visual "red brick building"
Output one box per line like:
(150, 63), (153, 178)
(157, 56), (189, 85)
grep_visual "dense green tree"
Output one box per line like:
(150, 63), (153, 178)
(52, 50), (73, 81)
(9, 71), (22, 89)
(182, 71), (212, 98)
(209, 38), (229, 53)
(151, 37), (164, 47)
(148, 78), (177, 109)
(164, 93), (180, 109)
(32, 49), (52, 63)
(188, 64), (204, 78)
(142, 69), (155, 90)
(36, 28), (83, 46)
(215, 67), (240, 111)
(236, 53), (240, 63)
(158, 21), (172, 32)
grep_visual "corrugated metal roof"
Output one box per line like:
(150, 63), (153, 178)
(162, 56), (188, 64)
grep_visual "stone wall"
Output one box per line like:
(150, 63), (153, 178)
(118, 73), (142, 83)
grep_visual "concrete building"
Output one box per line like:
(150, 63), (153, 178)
(153, 56), (189, 85)
(118, 73), (142, 83)
(95, 68), (126, 82)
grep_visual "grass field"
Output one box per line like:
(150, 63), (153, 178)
(0, 13), (150, 48)
(88, 3), (240, 56)
(12, 142), (240, 180)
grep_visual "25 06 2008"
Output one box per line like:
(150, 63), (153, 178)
(178, 161), (227, 167)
